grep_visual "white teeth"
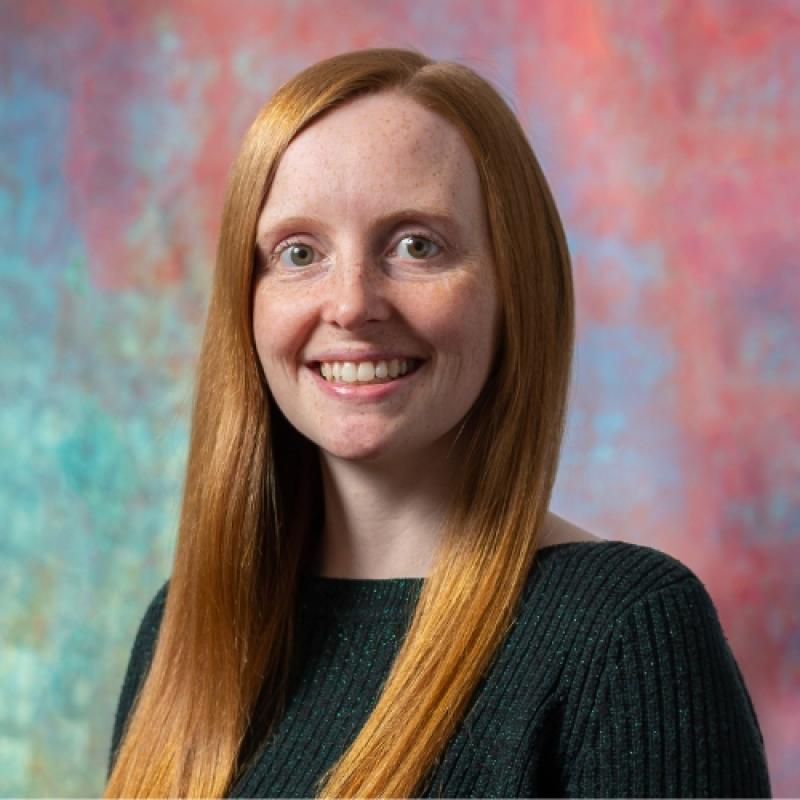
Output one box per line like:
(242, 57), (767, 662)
(341, 362), (358, 383)
(317, 359), (418, 384)
(357, 362), (375, 382)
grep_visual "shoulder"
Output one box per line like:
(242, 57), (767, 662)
(126, 579), (171, 684)
(116, 580), (171, 700)
(528, 539), (707, 612)
(522, 540), (749, 704)
(108, 579), (171, 775)
(523, 540), (754, 710)
(539, 543), (772, 795)
(139, 579), (170, 636)
(521, 539), (726, 655)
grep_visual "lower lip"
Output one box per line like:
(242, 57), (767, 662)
(306, 362), (425, 401)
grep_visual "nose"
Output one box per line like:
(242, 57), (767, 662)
(321, 256), (391, 329)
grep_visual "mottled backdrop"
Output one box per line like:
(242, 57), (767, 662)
(1, 0), (798, 796)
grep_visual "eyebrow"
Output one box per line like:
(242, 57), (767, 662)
(256, 207), (465, 251)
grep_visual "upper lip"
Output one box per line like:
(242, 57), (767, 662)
(306, 350), (425, 364)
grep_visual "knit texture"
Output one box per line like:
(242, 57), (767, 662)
(108, 541), (772, 797)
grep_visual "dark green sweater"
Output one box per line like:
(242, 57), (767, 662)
(109, 541), (771, 797)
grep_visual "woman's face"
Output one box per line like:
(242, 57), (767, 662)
(253, 91), (500, 465)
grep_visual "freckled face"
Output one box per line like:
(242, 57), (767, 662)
(253, 91), (500, 464)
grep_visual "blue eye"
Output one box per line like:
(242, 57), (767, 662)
(396, 235), (440, 260)
(278, 243), (316, 267)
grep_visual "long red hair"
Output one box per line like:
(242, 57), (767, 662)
(104, 47), (574, 798)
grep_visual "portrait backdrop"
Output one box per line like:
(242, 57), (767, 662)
(1, 1), (798, 795)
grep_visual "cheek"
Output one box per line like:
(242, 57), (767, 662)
(417, 276), (500, 360)
(252, 287), (311, 370)
(251, 295), (277, 369)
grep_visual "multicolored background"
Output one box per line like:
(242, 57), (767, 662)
(1, 1), (798, 795)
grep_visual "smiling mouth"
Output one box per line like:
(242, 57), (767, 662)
(313, 358), (424, 385)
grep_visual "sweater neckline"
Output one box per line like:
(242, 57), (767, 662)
(296, 541), (607, 621)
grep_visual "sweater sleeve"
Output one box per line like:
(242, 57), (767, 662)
(106, 580), (169, 780)
(565, 576), (772, 798)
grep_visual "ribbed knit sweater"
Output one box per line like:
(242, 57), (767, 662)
(109, 541), (771, 797)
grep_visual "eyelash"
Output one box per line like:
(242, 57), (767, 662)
(270, 231), (445, 265)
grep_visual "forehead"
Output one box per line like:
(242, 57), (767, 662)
(259, 91), (484, 228)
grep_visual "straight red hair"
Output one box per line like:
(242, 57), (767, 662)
(104, 47), (574, 798)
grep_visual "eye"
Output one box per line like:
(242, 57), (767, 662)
(396, 234), (441, 260)
(277, 242), (317, 267)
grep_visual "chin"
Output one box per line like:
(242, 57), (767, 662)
(317, 435), (406, 464)
(321, 444), (393, 463)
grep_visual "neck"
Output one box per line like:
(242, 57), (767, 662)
(313, 438), (461, 579)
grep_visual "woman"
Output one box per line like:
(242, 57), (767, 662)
(105, 49), (771, 798)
